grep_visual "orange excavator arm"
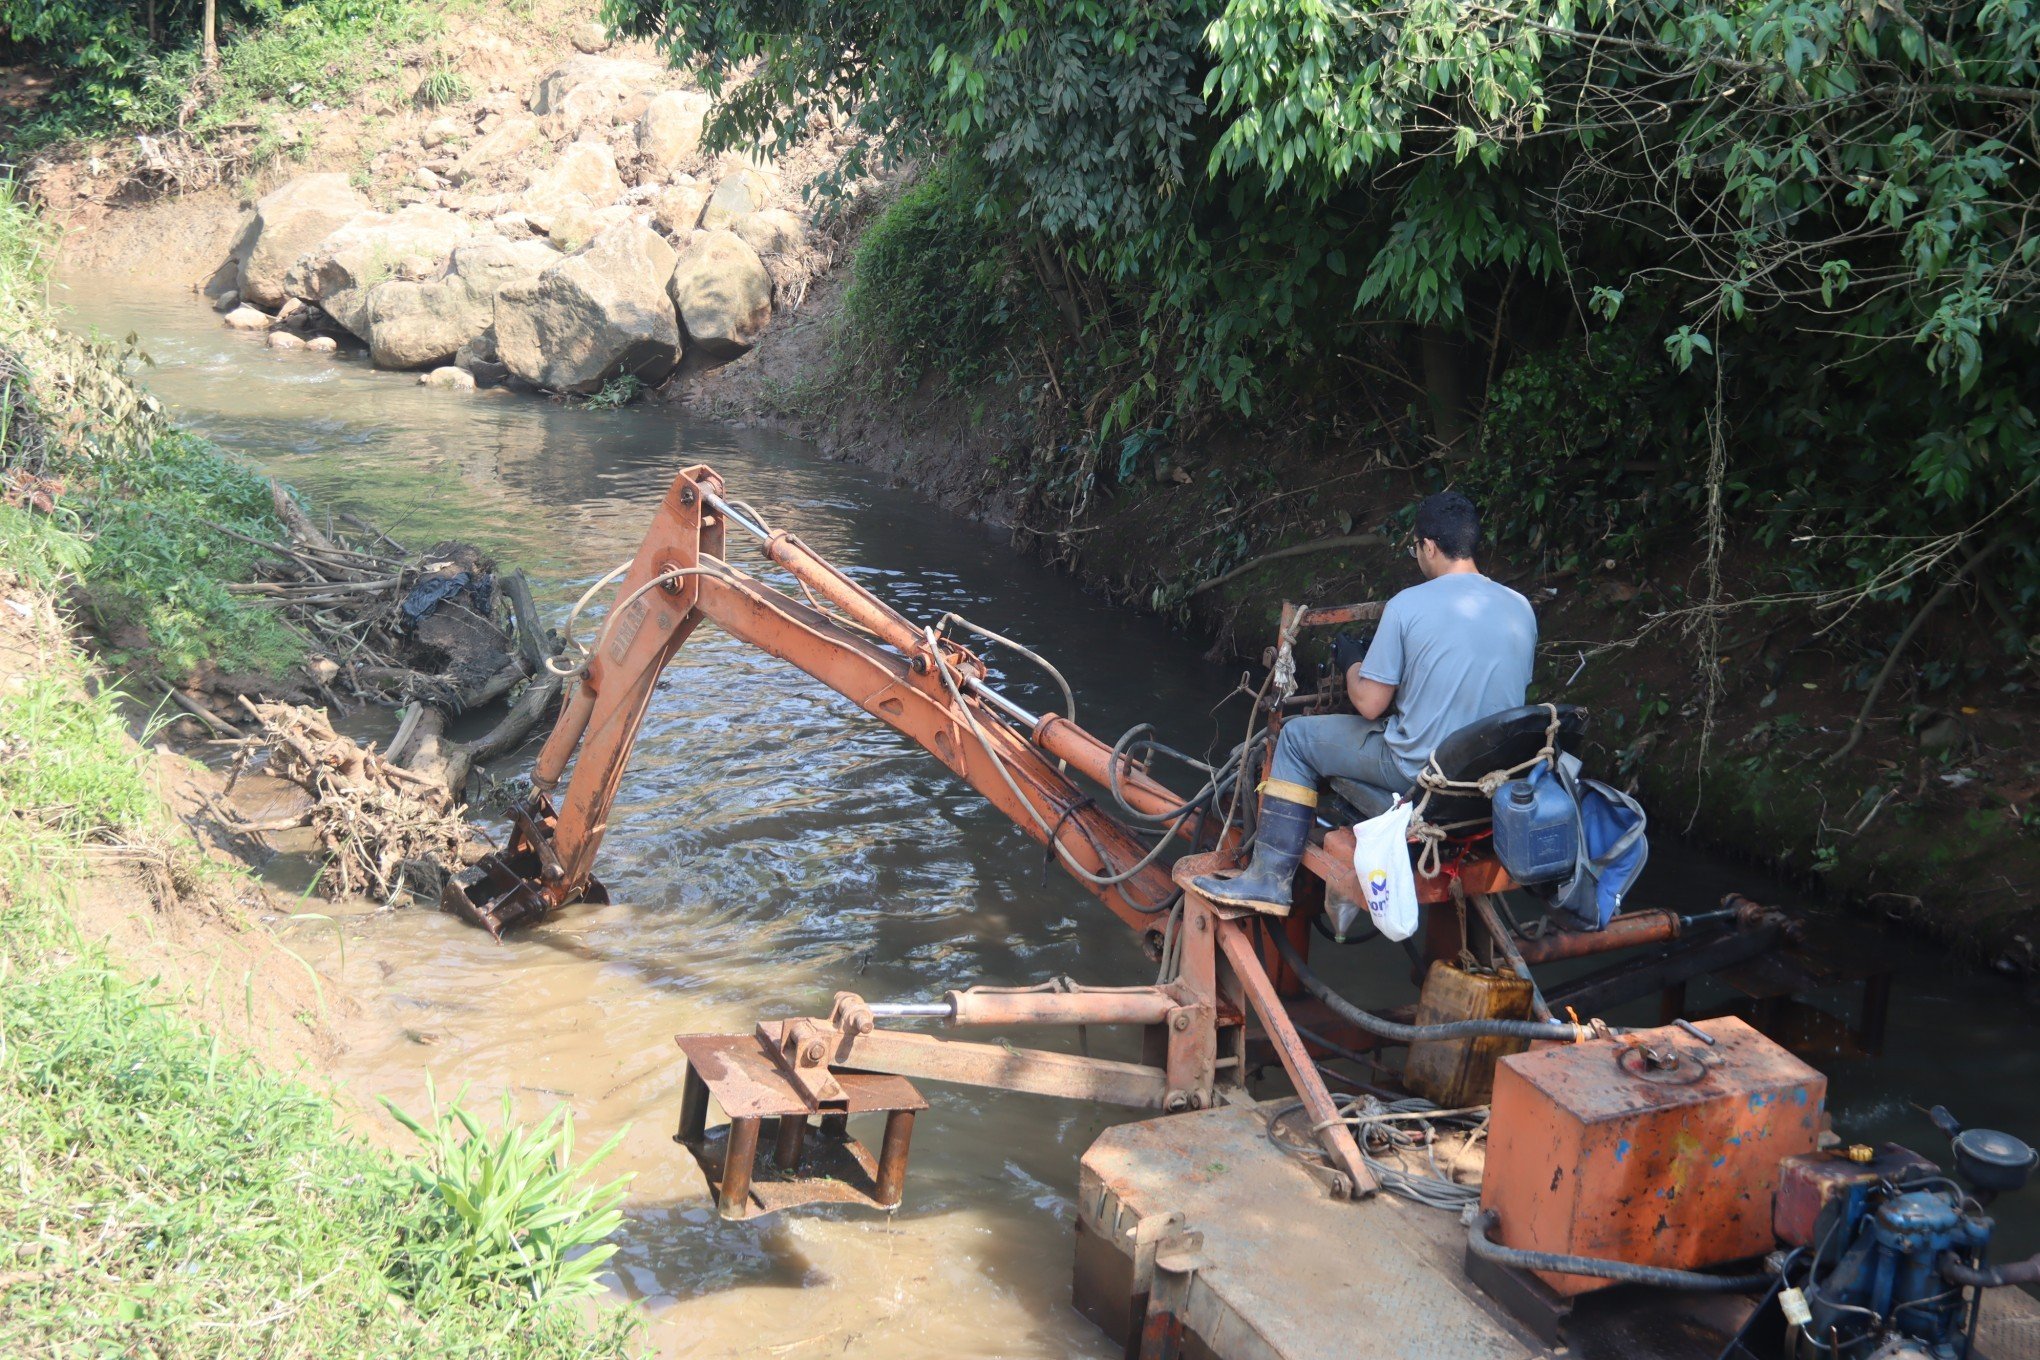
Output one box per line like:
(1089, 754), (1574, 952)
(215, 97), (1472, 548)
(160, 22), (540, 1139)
(445, 464), (1202, 937)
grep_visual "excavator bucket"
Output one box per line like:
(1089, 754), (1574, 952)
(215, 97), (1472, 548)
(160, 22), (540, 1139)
(442, 790), (607, 937)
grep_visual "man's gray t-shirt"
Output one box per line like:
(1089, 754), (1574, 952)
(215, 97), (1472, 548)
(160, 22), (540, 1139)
(1358, 573), (1537, 781)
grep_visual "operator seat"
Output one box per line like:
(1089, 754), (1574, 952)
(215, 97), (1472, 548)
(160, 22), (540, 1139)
(1318, 703), (1589, 833)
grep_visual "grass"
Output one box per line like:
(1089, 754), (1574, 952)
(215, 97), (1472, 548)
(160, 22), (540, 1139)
(0, 173), (640, 1356)
(12, 0), (455, 158)
(78, 429), (310, 677)
(3, 178), (304, 681)
(0, 492), (638, 1360)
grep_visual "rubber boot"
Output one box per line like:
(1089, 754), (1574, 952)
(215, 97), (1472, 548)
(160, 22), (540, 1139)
(1190, 791), (1314, 916)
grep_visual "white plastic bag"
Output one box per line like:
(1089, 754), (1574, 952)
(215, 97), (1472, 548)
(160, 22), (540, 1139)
(1350, 798), (1419, 942)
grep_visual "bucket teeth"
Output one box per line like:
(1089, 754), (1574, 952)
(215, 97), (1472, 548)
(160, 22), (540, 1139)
(439, 851), (604, 937)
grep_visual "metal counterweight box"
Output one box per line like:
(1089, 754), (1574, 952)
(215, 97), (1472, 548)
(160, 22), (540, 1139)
(1481, 1016), (1826, 1295)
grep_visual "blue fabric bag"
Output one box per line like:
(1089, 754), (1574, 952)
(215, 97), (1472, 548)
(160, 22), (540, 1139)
(1535, 756), (1650, 931)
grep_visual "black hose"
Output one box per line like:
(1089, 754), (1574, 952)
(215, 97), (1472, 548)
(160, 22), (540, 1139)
(1469, 1210), (1772, 1292)
(1269, 920), (1598, 1043)
(1942, 1251), (2040, 1288)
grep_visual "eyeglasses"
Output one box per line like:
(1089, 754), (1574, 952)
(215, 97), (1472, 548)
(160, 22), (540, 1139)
(1408, 539), (1420, 560)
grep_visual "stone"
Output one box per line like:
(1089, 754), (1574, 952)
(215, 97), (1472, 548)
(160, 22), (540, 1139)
(494, 222), (680, 393)
(527, 141), (626, 211)
(212, 289), (241, 313)
(569, 19), (611, 53)
(366, 238), (559, 370)
(420, 366), (477, 391)
(413, 166), (444, 191)
(636, 90), (712, 180)
(458, 115), (541, 177)
(530, 56), (662, 137)
(222, 305), (273, 330)
(462, 32), (526, 92)
(650, 184), (708, 238)
(284, 206), (474, 339)
(733, 208), (802, 256)
(491, 210), (539, 240)
(306, 336), (339, 353)
(456, 327), (498, 366)
(666, 228), (772, 361)
(237, 173), (369, 310)
(421, 117), (462, 150)
(699, 169), (770, 230)
(266, 331), (307, 350)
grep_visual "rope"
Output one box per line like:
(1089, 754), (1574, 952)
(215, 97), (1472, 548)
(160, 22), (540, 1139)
(1406, 702), (1562, 877)
(1266, 1095), (1489, 1211)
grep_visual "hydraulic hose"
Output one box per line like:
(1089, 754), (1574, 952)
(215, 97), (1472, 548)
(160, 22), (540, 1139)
(1468, 1210), (1772, 1292)
(1269, 919), (1607, 1043)
(1942, 1251), (2040, 1289)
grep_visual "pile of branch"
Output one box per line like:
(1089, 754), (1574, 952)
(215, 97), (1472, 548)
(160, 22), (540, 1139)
(216, 700), (477, 902)
(213, 479), (549, 707)
(182, 487), (575, 903)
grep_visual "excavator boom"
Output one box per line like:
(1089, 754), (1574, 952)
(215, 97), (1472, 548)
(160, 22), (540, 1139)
(445, 464), (1196, 937)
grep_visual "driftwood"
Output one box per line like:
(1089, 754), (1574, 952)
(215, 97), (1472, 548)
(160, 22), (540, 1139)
(180, 489), (571, 903)
(216, 700), (475, 902)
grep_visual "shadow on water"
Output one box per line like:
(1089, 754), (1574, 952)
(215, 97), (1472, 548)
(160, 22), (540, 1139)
(60, 273), (2038, 1353)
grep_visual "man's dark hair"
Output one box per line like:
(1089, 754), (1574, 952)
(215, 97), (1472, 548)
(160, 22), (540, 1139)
(1414, 491), (1480, 560)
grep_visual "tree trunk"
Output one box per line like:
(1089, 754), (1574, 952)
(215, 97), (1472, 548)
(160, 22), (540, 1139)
(1420, 326), (1471, 457)
(202, 0), (218, 70)
(147, 0), (157, 45)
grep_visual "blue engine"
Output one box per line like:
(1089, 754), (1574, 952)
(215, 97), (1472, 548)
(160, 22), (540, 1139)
(1780, 1109), (2037, 1360)
(1801, 1186), (1989, 1358)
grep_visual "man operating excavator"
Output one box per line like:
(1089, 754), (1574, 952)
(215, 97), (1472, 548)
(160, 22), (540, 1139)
(1191, 491), (1538, 916)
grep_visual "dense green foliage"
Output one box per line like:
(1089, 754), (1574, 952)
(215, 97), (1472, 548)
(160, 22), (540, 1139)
(3, 0), (444, 149)
(843, 161), (1029, 390)
(610, 0), (2038, 633)
(2, 180), (304, 677)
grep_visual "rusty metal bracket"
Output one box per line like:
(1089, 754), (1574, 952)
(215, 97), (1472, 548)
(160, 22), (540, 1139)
(1136, 1228), (1210, 1360)
(674, 1033), (927, 1221)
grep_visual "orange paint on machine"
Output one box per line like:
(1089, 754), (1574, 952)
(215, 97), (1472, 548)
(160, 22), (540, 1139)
(1480, 1016), (1826, 1295)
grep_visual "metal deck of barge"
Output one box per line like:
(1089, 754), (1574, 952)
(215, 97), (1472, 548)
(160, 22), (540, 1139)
(1072, 1103), (2040, 1360)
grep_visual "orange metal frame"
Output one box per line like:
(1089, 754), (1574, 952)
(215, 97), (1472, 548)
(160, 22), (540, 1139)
(443, 463), (1596, 1200)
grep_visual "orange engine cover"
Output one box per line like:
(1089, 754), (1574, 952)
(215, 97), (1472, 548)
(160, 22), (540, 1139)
(1481, 1017), (1826, 1295)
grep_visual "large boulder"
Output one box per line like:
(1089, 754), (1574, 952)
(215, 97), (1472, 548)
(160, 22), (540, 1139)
(459, 115), (542, 179)
(494, 222), (681, 393)
(531, 57), (662, 137)
(650, 184), (708, 238)
(366, 238), (561, 370)
(284, 206), (474, 339)
(699, 169), (770, 231)
(525, 141), (625, 214)
(666, 228), (772, 362)
(636, 91), (712, 180)
(733, 208), (803, 257)
(238, 174), (368, 310)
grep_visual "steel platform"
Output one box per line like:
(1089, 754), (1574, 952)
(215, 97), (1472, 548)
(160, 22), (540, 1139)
(1073, 1102), (2040, 1360)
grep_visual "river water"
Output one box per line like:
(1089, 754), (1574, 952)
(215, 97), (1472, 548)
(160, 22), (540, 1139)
(57, 274), (2040, 1353)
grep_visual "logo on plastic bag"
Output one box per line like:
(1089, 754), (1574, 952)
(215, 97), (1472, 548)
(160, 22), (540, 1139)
(1365, 868), (1391, 917)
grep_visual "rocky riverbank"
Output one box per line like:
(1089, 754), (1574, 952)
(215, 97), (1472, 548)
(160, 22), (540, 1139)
(169, 35), (854, 397)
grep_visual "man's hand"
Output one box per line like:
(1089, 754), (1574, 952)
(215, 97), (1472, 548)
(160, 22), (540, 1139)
(1329, 630), (1369, 680)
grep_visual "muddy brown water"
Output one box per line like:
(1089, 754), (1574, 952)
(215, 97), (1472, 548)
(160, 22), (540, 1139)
(59, 274), (2039, 1352)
